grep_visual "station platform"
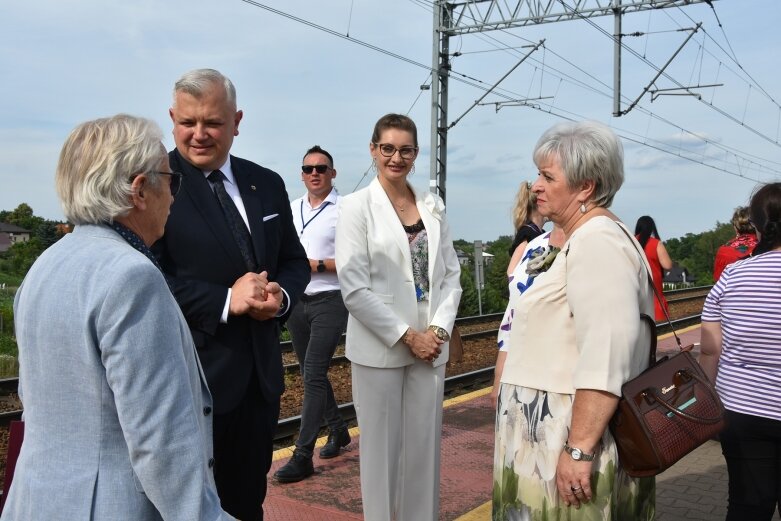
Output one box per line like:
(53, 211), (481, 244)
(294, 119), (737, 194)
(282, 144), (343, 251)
(265, 324), (779, 520)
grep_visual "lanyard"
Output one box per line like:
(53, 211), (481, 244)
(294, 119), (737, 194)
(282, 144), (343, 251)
(299, 199), (332, 235)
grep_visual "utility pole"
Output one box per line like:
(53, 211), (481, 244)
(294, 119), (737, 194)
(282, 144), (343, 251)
(429, 1), (452, 203)
(473, 240), (484, 315)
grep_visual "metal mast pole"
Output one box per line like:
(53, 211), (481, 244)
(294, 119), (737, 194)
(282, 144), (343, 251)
(613, 0), (622, 116)
(430, 1), (451, 202)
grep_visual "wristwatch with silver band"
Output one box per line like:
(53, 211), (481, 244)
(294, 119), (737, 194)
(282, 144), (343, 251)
(564, 442), (596, 462)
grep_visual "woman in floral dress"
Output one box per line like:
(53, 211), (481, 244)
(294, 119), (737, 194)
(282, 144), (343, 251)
(493, 121), (656, 520)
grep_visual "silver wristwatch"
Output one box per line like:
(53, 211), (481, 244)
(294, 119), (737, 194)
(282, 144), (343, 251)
(564, 442), (595, 462)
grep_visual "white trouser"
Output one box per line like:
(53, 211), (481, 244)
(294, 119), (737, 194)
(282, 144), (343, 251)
(351, 302), (446, 521)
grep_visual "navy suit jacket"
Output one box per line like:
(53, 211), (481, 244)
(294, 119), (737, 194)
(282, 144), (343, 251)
(153, 149), (310, 413)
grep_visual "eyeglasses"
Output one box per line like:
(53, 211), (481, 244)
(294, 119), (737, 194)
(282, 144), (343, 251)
(302, 164), (331, 175)
(373, 143), (418, 160)
(154, 171), (183, 196)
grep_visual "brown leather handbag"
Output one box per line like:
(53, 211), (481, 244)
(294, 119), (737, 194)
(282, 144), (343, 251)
(609, 225), (726, 477)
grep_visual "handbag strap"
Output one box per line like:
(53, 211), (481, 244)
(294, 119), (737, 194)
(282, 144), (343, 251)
(613, 222), (686, 364)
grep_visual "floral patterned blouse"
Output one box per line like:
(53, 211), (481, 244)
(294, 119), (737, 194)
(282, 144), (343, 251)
(405, 219), (429, 301)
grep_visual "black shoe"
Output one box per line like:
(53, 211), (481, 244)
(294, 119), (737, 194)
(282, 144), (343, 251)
(319, 427), (351, 459)
(274, 452), (314, 483)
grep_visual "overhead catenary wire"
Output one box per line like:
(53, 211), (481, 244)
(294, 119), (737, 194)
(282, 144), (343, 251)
(556, 0), (781, 147)
(239, 0), (781, 181)
(440, 7), (781, 174)
(406, 0), (781, 174)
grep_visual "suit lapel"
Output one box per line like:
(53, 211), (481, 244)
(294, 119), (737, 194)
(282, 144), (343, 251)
(369, 178), (412, 276)
(170, 150), (247, 273)
(231, 157), (267, 269)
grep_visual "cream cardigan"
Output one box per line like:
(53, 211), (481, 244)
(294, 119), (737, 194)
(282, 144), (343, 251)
(500, 216), (654, 396)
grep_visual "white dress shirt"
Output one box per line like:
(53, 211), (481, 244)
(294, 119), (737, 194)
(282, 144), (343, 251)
(290, 188), (341, 295)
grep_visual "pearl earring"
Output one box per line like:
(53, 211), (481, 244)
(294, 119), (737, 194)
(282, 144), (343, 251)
(580, 203), (587, 214)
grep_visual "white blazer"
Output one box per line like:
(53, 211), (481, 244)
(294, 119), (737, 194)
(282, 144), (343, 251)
(335, 177), (462, 368)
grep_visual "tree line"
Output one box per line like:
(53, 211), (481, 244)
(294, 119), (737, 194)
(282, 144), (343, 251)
(0, 203), (734, 358)
(454, 220), (735, 317)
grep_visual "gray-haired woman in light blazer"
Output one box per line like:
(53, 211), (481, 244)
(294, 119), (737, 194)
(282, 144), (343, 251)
(335, 113), (462, 521)
(4, 115), (234, 520)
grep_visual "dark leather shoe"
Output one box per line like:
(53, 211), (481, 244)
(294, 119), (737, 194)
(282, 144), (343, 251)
(319, 428), (351, 459)
(274, 453), (314, 483)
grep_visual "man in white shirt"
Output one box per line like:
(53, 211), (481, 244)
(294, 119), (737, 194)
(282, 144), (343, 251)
(274, 145), (350, 483)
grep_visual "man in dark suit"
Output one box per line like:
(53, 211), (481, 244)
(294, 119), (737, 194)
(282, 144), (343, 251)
(153, 68), (310, 521)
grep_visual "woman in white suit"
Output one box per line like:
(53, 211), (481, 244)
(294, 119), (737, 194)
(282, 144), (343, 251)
(335, 113), (462, 521)
(4, 115), (233, 520)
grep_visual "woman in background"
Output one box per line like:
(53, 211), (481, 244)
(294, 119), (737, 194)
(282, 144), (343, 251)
(635, 215), (673, 320)
(713, 206), (757, 281)
(492, 225), (564, 408)
(507, 181), (545, 276)
(700, 182), (781, 520)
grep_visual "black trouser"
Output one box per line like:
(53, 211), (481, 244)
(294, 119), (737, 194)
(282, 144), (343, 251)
(213, 372), (280, 521)
(721, 409), (781, 520)
(286, 290), (348, 456)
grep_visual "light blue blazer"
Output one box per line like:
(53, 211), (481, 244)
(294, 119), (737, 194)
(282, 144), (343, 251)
(335, 177), (462, 368)
(3, 225), (233, 520)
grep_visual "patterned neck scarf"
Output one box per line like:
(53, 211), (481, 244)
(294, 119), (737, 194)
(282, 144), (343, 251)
(107, 221), (173, 292)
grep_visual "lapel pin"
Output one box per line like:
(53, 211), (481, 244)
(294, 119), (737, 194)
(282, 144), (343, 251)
(250, 185), (257, 191)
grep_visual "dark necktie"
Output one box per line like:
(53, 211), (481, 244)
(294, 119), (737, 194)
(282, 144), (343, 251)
(207, 170), (258, 272)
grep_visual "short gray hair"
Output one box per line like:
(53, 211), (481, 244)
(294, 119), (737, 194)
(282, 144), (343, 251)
(533, 120), (624, 208)
(173, 68), (237, 109)
(56, 114), (166, 224)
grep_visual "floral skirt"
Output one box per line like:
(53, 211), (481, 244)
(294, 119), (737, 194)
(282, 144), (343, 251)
(493, 384), (655, 520)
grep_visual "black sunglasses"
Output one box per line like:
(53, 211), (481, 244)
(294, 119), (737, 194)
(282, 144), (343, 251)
(302, 164), (330, 175)
(154, 171), (183, 196)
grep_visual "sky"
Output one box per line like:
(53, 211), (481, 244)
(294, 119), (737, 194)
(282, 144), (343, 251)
(1, 0), (780, 244)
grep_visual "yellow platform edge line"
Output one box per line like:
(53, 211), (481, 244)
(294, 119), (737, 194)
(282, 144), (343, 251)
(273, 385), (493, 461)
(274, 325), (700, 461)
(455, 500), (492, 521)
(657, 322), (700, 341)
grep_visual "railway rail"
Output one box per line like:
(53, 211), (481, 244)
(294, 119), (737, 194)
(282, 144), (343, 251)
(276, 312), (703, 442)
(0, 287), (710, 432)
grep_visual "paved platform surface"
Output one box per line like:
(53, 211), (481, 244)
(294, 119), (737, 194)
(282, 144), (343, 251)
(265, 325), (781, 520)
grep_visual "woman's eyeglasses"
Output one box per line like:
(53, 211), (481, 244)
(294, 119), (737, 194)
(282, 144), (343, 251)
(302, 164), (331, 175)
(154, 171), (183, 196)
(373, 143), (418, 160)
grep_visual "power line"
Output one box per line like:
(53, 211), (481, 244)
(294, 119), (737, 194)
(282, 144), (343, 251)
(438, 10), (781, 175)
(557, 0), (781, 147)
(239, 0), (780, 181)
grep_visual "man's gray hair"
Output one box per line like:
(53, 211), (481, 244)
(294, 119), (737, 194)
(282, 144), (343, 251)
(56, 114), (166, 224)
(533, 120), (624, 208)
(173, 68), (237, 109)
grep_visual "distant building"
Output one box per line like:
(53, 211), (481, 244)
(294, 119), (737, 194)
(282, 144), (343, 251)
(663, 265), (695, 287)
(0, 222), (32, 253)
(454, 248), (496, 267)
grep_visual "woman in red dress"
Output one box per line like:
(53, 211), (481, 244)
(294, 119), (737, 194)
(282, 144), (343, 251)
(635, 216), (673, 320)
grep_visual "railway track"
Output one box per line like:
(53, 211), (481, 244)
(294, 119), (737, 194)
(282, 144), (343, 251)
(276, 312), (703, 442)
(0, 287), (710, 432)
